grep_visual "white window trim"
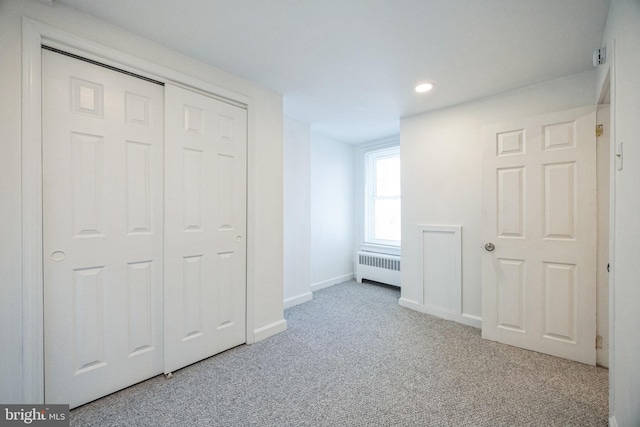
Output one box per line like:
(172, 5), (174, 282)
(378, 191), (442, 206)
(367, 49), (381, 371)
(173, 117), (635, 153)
(354, 136), (400, 256)
(365, 146), (401, 246)
(360, 243), (401, 256)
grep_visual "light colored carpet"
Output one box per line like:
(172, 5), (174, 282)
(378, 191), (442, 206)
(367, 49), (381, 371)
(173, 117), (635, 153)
(70, 280), (608, 426)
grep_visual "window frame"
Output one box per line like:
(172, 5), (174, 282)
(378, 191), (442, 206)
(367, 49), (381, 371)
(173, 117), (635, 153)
(364, 145), (401, 248)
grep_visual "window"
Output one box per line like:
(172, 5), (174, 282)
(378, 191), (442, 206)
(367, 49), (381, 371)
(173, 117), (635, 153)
(365, 146), (400, 246)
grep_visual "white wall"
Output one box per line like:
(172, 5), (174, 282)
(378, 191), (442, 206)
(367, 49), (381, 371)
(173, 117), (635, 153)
(0, 0), (284, 403)
(283, 117), (312, 307)
(597, 1), (640, 425)
(310, 133), (355, 289)
(400, 71), (597, 325)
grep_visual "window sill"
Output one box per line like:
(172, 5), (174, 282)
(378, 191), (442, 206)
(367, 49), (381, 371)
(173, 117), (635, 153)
(359, 243), (401, 256)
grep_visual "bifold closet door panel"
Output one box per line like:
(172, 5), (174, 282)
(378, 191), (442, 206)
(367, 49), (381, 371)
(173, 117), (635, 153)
(163, 84), (247, 374)
(42, 49), (164, 408)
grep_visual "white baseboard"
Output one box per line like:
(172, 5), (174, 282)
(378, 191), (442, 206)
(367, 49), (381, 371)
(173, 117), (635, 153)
(398, 298), (482, 329)
(284, 292), (313, 309)
(609, 416), (618, 427)
(310, 273), (354, 292)
(253, 319), (287, 342)
(462, 313), (482, 328)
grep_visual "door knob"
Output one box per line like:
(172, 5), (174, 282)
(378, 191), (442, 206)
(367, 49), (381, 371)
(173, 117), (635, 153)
(484, 243), (495, 252)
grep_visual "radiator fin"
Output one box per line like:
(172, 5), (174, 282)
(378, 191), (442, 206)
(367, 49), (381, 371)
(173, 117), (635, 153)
(358, 254), (400, 271)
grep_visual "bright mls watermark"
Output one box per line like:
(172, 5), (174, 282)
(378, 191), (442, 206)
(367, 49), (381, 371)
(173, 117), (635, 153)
(1, 405), (69, 427)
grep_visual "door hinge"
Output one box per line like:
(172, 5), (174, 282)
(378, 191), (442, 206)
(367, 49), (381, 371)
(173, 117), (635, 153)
(595, 124), (603, 137)
(596, 335), (603, 349)
(617, 142), (624, 171)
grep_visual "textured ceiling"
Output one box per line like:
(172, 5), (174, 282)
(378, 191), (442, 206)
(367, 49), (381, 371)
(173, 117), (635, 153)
(55, 0), (611, 144)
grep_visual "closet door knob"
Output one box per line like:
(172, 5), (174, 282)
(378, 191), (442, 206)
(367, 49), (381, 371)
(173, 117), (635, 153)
(484, 243), (495, 252)
(51, 250), (66, 261)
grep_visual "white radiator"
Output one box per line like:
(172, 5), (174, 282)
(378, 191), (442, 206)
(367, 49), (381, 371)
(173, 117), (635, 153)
(355, 251), (401, 287)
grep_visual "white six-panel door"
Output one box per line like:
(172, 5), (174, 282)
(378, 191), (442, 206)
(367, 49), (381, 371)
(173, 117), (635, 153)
(163, 84), (247, 374)
(43, 50), (165, 407)
(481, 107), (597, 365)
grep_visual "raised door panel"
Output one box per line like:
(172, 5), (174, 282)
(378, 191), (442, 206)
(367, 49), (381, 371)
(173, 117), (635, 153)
(543, 262), (577, 343)
(497, 167), (525, 238)
(543, 162), (576, 240)
(126, 142), (152, 234)
(183, 148), (204, 231)
(496, 129), (525, 156)
(127, 261), (154, 356)
(182, 255), (205, 340)
(496, 258), (526, 333)
(70, 132), (105, 237)
(72, 266), (106, 375)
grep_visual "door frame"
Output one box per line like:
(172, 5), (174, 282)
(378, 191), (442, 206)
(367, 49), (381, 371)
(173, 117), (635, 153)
(595, 49), (616, 424)
(21, 17), (256, 403)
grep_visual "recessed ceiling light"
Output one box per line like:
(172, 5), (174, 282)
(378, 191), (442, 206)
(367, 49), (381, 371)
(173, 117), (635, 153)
(415, 83), (434, 93)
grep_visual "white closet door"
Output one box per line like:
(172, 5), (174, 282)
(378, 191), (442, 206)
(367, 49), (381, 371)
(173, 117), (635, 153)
(164, 84), (247, 374)
(43, 50), (164, 408)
